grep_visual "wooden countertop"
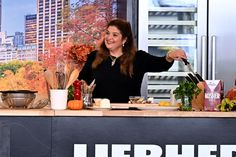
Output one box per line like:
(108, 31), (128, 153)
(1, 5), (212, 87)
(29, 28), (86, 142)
(1, 103), (236, 117)
(0, 108), (54, 116)
(55, 109), (236, 117)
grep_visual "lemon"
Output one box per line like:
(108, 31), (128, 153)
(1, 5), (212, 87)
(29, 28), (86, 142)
(159, 101), (171, 106)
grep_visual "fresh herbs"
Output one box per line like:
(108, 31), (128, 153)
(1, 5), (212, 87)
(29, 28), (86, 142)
(173, 81), (202, 111)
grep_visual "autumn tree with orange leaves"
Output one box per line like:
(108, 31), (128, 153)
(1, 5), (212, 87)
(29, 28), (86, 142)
(64, 0), (117, 46)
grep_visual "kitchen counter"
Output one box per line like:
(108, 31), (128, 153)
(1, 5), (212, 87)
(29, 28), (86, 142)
(1, 104), (236, 157)
(1, 106), (236, 117)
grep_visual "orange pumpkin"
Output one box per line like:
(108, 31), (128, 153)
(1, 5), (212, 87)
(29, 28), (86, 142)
(67, 100), (83, 110)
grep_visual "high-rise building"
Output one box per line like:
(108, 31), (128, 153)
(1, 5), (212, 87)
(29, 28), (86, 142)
(25, 14), (37, 45)
(37, 0), (70, 55)
(14, 32), (24, 47)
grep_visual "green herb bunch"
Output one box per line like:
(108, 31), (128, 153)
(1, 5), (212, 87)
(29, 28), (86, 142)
(173, 81), (202, 111)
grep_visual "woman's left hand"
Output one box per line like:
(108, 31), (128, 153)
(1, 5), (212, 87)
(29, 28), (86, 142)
(166, 49), (187, 62)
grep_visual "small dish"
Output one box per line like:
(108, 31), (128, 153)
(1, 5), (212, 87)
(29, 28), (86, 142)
(87, 106), (111, 110)
(129, 96), (149, 104)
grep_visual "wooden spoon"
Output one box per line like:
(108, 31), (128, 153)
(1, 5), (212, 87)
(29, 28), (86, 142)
(65, 68), (80, 89)
(56, 72), (65, 89)
(44, 69), (55, 89)
(64, 63), (73, 88)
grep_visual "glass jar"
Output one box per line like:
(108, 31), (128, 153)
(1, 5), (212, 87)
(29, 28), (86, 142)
(180, 96), (192, 111)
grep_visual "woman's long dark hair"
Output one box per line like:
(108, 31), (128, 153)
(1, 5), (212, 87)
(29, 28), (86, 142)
(92, 18), (137, 77)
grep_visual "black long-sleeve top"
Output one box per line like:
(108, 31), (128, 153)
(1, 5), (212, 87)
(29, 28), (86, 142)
(78, 50), (173, 103)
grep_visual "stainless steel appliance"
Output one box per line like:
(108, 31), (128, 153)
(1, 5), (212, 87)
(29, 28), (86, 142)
(137, 0), (236, 101)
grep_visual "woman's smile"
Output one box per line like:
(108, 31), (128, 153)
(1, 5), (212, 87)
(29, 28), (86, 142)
(105, 26), (125, 54)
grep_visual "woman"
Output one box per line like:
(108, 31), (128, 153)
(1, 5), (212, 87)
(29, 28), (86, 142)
(79, 18), (187, 103)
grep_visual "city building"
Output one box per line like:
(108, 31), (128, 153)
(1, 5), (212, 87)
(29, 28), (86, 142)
(13, 32), (24, 47)
(0, 32), (17, 62)
(25, 14), (37, 45)
(0, 45), (17, 62)
(0, 31), (36, 62)
(37, 0), (70, 56)
(17, 44), (37, 61)
(0, 32), (14, 46)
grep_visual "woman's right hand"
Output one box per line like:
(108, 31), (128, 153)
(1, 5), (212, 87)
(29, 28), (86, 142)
(166, 49), (187, 62)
